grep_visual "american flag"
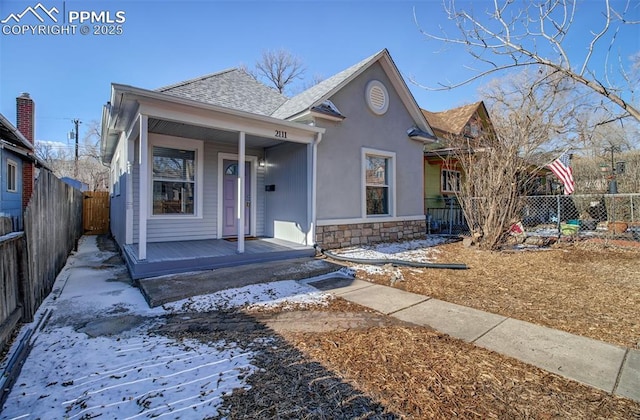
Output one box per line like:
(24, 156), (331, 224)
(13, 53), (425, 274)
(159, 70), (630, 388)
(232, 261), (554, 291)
(547, 151), (575, 195)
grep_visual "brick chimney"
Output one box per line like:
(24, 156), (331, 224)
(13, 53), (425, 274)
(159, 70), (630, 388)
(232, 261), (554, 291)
(17, 92), (35, 210)
(16, 92), (35, 148)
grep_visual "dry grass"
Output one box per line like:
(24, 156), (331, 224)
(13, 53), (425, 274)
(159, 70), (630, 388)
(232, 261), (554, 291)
(355, 239), (640, 349)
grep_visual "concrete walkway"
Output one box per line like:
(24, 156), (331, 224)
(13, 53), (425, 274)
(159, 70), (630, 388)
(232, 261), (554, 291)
(306, 276), (640, 403)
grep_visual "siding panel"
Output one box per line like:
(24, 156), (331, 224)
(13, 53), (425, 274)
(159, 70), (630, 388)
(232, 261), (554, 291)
(264, 142), (309, 243)
(131, 135), (265, 243)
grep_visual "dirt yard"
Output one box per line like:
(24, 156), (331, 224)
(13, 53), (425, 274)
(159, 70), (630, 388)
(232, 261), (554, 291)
(348, 239), (640, 349)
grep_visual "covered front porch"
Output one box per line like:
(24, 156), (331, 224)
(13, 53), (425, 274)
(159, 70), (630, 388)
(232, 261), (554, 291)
(102, 83), (325, 279)
(123, 237), (316, 280)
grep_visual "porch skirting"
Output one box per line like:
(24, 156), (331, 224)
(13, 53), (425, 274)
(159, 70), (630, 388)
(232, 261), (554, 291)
(316, 219), (426, 249)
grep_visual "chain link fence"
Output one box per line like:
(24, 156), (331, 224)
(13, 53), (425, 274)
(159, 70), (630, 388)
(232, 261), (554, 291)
(521, 194), (639, 240)
(426, 194), (639, 241)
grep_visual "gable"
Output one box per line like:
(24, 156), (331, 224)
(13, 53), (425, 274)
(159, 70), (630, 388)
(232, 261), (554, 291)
(422, 101), (496, 143)
(325, 62), (411, 126)
(270, 52), (377, 120)
(272, 49), (433, 138)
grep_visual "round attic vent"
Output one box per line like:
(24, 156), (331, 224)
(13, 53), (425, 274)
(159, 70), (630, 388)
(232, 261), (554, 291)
(365, 80), (389, 115)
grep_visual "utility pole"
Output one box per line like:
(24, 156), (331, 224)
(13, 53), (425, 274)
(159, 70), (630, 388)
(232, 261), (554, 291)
(72, 119), (81, 178)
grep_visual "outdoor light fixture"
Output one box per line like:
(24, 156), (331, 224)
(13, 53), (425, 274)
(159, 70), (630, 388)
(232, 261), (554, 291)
(258, 159), (265, 167)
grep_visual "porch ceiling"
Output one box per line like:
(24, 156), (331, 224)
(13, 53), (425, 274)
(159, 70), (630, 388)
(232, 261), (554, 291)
(148, 118), (287, 148)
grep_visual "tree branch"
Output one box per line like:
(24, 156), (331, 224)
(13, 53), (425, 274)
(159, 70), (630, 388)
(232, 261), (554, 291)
(414, 0), (640, 122)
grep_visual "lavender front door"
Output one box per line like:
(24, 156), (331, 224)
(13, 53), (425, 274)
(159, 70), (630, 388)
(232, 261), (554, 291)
(222, 160), (251, 237)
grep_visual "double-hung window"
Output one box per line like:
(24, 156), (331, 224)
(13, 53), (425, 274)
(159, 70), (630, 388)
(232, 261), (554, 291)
(363, 149), (395, 216)
(7, 160), (17, 192)
(441, 169), (461, 193)
(152, 146), (196, 215)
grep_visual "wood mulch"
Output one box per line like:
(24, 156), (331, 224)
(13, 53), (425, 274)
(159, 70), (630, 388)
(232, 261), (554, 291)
(167, 294), (640, 419)
(170, 240), (640, 418)
(283, 325), (640, 419)
(351, 239), (640, 349)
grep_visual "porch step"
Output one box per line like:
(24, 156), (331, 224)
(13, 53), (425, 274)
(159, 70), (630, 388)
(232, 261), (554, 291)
(137, 257), (342, 307)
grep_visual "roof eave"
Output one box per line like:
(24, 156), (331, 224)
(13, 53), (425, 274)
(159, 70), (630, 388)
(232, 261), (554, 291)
(101, 83), (326, 163)
(410, 135), (437, 144)
(310, 110), (346, 122)
(0, 112), (33, 151)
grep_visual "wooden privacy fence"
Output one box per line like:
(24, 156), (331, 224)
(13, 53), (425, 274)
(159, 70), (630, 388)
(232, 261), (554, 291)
(22, 170), (83, 321)
(0, 219), (26, 350)
(83, 191), (110, 235)
(0, 169), (83, 352)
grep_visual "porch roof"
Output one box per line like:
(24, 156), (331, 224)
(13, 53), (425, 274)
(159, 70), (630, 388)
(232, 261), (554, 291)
(101, 83), (325, 164)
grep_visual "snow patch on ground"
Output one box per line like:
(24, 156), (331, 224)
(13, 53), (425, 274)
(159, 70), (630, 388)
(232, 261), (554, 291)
(2, 327), (254, 419)
(163, 280), (331, 313)
(334, 238), (447, 263)
(1, 236), (333, 419)
(331, 238), (449, 276)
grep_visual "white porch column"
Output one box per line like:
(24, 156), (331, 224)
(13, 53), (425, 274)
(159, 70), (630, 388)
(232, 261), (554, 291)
(125, 134), (134, 245)
(237, 131), (246, 253)
(138, 114), (148, 260)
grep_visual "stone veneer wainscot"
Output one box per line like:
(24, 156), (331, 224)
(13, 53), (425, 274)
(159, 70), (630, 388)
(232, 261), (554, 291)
(316, 219), (426, 249)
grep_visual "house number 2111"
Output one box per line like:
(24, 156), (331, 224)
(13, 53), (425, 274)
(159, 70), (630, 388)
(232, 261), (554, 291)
(275, 130), (287, 139)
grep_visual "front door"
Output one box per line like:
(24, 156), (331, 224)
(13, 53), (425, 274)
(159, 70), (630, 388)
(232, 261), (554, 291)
(222, 160), (251, 237)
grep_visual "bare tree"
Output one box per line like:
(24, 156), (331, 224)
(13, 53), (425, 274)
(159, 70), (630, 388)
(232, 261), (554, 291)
(255, 49), (305, 94)
(415, 0), (640, 122)
(35, 141), (59, 164)
(573, 150), (640, 193)
(35, 121), (109, 191)
(79, 121), (110, 191)
(446, 70), (578, 249)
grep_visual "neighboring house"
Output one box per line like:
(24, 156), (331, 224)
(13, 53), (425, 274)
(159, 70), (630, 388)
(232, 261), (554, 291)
(422, 101), (495, 210)
(101, 48), (436, 278)
(0, 93), (40, 230)
(421, 101), (552, 233)
(61, 177), (89, 192)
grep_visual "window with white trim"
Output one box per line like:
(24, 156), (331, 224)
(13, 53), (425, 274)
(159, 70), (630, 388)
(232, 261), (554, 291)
(364, 149), (395, 216)
(152, 146), (196, 215)
(441, 169), (461, 193)
(7, 159), (17, 192)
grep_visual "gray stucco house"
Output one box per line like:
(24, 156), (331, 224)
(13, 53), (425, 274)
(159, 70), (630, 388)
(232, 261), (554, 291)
(101, 49), (436, 279)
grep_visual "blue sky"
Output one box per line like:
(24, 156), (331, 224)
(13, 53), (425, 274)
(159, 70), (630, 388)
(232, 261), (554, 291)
(1, 0), (638, 148)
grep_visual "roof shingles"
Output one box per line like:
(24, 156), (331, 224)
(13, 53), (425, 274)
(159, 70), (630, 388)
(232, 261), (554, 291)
(422, 102), (483, 136)
(157, 68), (287, 116)
(270, 50), (383, 119)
